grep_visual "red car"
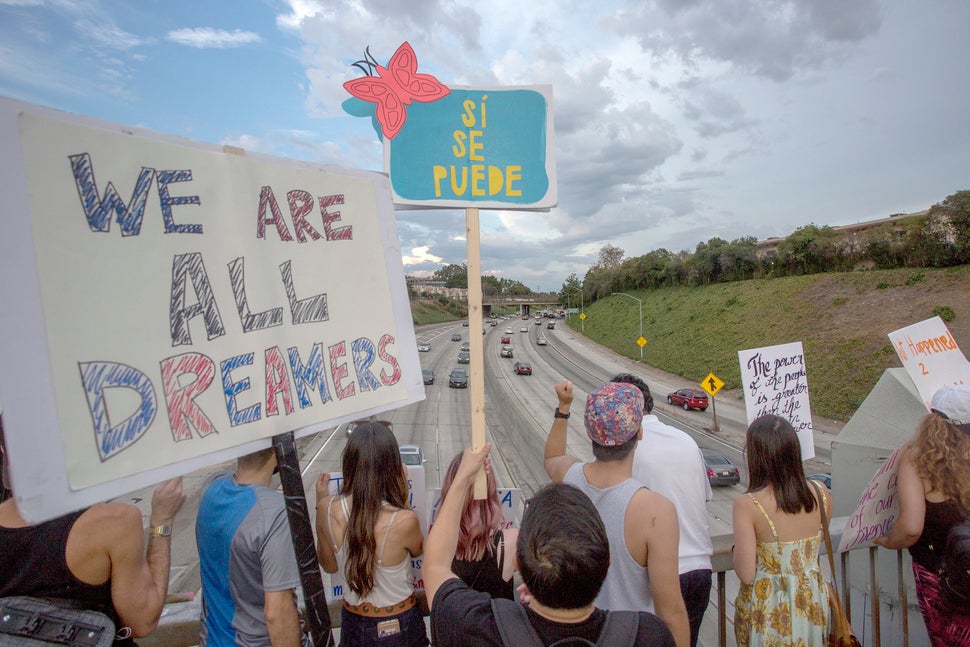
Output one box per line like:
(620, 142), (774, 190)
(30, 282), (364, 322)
(500, 335), (511, 344)
(667, 388), (709, 411)
(513, 361), (533, 375)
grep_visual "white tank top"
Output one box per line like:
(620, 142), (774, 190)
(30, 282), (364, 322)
(328, 496), (414, 607)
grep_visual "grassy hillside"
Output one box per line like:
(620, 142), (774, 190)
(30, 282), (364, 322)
(571, 265), (970, 421)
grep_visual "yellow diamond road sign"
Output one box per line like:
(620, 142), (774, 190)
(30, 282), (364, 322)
(701, 373), (724, 397)
(637, 336), (647, 347)
(579, 312), (586, 320)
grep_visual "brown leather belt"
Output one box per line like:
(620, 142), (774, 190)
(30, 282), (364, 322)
(342, 594), (416, 618)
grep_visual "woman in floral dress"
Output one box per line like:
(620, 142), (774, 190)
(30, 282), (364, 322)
(733, 415), (832, 647)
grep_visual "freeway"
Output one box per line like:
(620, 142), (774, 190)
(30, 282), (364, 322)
(122, 316), (832, 599)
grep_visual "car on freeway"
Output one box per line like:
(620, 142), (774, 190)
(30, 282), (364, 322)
(534, 319), (542, 325)
(399, 444), (425, 467)
(520, 326), (529, 333)
(460, 341), (470, 351)
(702, 449), (741, 487)
(536, 336), (548, 346)
(417, 341), (431, 352)
(513, 361), (533, 376)
(422, 368), (435, 385)
(451, 333), (461, 342)
(500, 345), (514, 358)
(547, 322), (555, 329)
(667, 388), (709, 411)
(808, 473), (832, 489)
(462, 321), (469, 327)
(504, 328), (514, 335)
(448, 368), (468, 388)
(489, 320), (497, 327)
(500, 335), (511, 344)
(457, 351), (470, 364)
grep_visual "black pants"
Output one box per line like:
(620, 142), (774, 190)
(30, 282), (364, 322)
(680, 569), (713, 647)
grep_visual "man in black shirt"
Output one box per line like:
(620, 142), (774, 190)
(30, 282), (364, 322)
(423, 444), (675, 646)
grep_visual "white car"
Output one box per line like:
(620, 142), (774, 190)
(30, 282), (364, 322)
(417, 341), (431, 352)
(505, 328), (514, 334)
(520, 326), (529, 333)
(536, 336), (548, 346)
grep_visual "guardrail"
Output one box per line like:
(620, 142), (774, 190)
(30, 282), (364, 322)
(146, 517), (921, 647)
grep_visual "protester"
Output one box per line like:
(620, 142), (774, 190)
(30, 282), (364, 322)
(424, 443), (675, 646)
(439, 450), (518, 599)
(544, 380), (690, 647)
(196, 446), (308, 647)
(0, 415), (186, 644)
(613, 373), (714, 647)
(733, 414), (830, 647)
(875, 384), (970, 644)
(315, 422), (428, 647)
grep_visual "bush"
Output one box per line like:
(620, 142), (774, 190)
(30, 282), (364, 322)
(876, 282), (890, 290)
(933, 305), (956, 322)
(905, 272), (926, 286)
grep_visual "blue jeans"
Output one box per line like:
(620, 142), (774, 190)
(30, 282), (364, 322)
(680, 569), (712, 647)
(339, 605), (428, 647)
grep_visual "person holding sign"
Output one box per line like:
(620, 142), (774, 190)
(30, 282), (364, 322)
(0, 418), (187, 643)
(196, 447), (309, 647)
(732, 415), (831, 647)
(315, 422), (429, 647)
(423, 444), (675, 647)
(439, 450), (518, 600)
(874, 384), (970, 645)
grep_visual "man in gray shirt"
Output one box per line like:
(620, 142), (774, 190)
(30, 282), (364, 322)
(196, 447), (308, 647)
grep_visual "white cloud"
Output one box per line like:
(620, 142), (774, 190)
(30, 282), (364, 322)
(166, 28), (261, 49)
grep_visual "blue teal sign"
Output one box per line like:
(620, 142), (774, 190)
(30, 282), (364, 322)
(370, 86), (556, 209)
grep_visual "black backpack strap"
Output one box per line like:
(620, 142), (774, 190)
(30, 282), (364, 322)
(596, 610), (639, 647)
(490, 598), (545, 647)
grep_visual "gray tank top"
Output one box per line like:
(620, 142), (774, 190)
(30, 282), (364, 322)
(563, 462), (654, 612)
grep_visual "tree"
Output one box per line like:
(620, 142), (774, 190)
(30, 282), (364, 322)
(558, 273), (583, 308)
(598, 244), (625, 270)
(433, 263), (468, 288)
(928, 190), (970, 261)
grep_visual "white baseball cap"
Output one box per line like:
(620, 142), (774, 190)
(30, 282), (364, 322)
(930, 384), (970, 433)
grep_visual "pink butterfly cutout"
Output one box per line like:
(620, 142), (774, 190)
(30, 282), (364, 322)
(344, 41), (450, 140)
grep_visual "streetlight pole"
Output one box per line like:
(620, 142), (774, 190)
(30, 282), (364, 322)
(563, 287), (584, 333)
(611, 292), (643, 360)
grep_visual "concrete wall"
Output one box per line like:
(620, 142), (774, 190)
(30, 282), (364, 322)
(831, 368), (930, 647)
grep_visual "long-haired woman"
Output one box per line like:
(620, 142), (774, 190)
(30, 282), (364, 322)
(438, 451), (518, 599)
(875, 384), (970, 645)
(315, 422), (429, 646)
(733, 414), (830, 647)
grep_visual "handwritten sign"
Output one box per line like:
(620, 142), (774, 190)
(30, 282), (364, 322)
(888, 317), (970, 410)
(0, 98), (422, 521)
(738, 341), (815, 460)
(838, 446), (903, 552)
(385, 86), (556, 209)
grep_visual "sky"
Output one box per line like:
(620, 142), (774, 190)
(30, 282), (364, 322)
(1, 0), (968, 292)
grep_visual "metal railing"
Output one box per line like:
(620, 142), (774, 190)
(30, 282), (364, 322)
(147, 518), (921, 647)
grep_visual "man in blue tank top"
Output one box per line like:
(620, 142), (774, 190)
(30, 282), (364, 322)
(544, 381), (690, 647)
(196, 447), (308, 647)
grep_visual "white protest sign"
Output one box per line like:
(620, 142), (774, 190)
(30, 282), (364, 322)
(888, 317), (970, 410)
(837, 446), (903, 553)
(0, 98), (423, 521)
(738, 341), (815, 460)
